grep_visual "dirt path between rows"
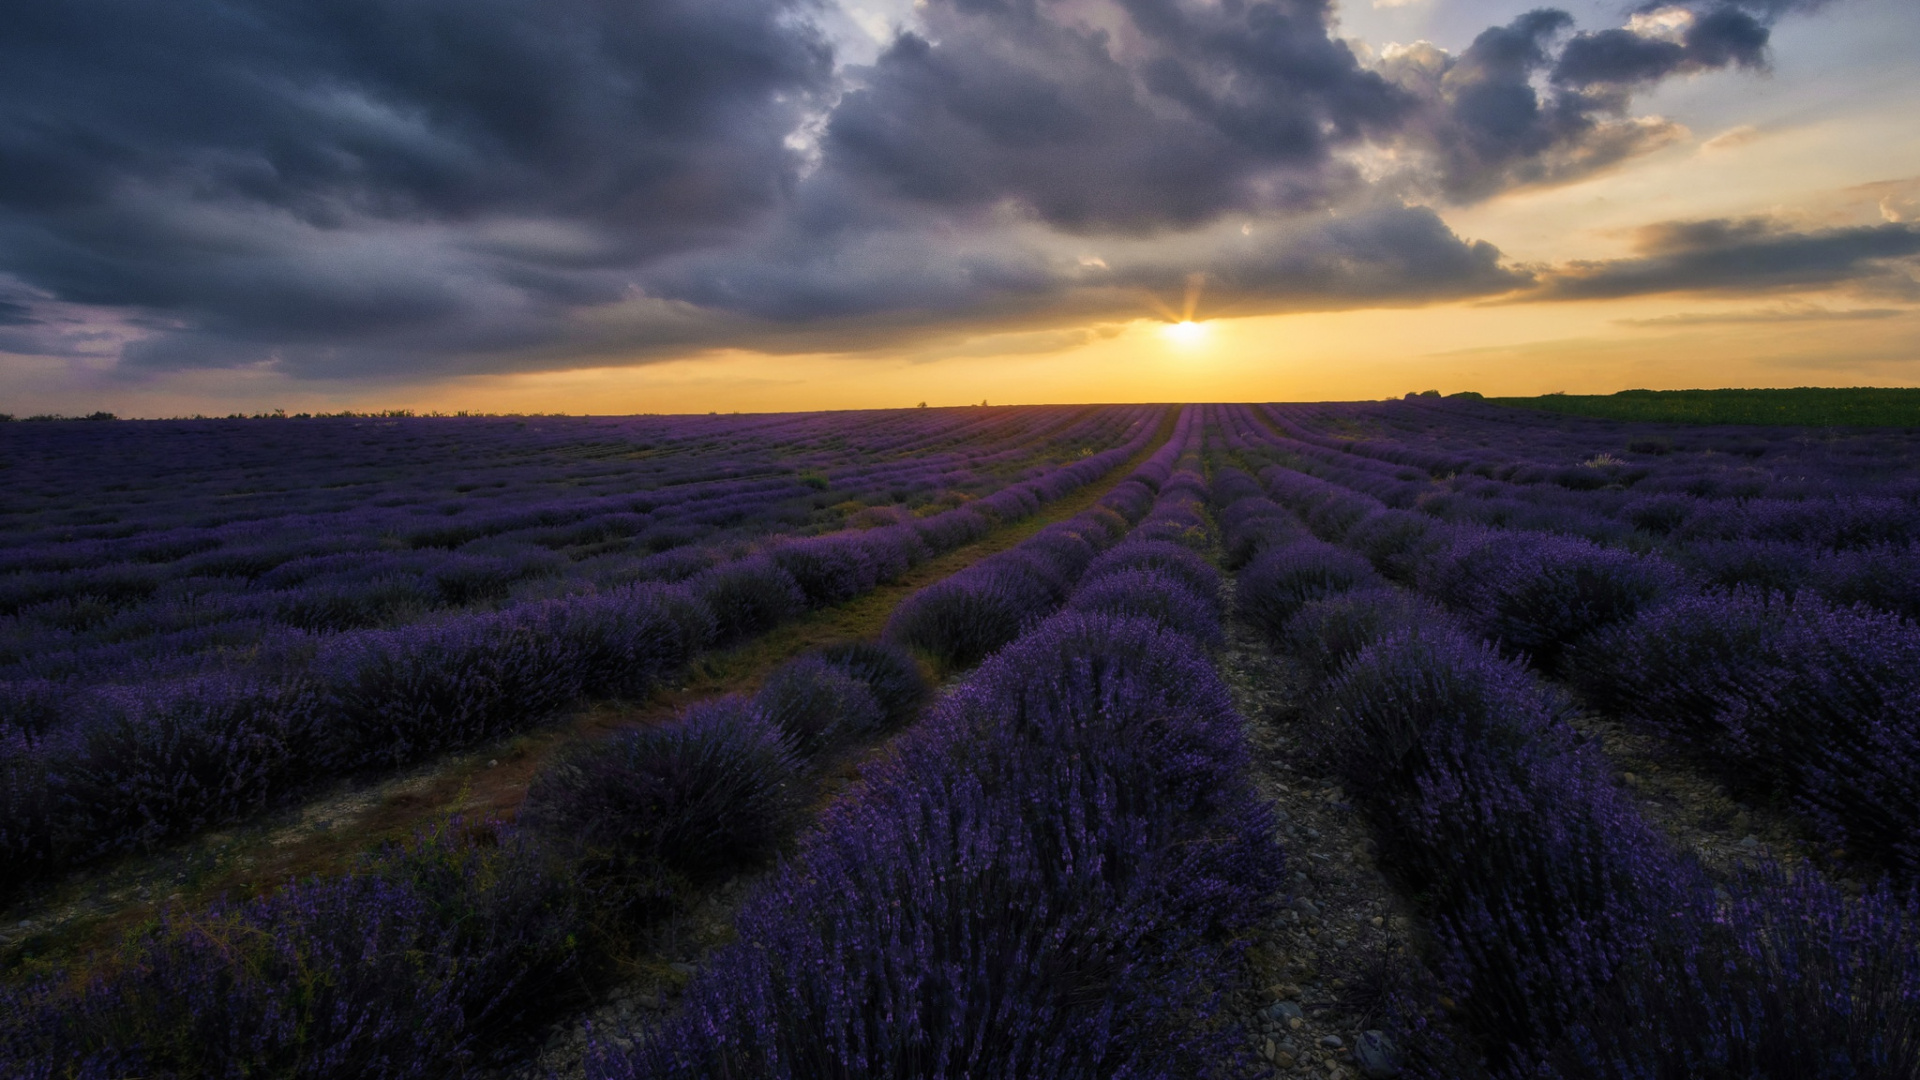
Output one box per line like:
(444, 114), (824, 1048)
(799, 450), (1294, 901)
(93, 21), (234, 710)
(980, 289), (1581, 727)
(1212, 582), (1465, 1079)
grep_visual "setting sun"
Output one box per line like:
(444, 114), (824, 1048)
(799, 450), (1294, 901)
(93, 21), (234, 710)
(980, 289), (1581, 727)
(1162, 320), (1209, 346)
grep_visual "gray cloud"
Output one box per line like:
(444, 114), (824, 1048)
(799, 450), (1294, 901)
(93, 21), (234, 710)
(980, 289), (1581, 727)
(0, 0), (1847, 378)
(639, 197), (1527, 347)
(1370, 0), (1828, 204)
(0, 0), (832, 372)
(820, 0), (1405, 232)
(1552, 9), (1767, 88)
(1615, 306), (1907, 326)
(1531, 218), (1920, 300)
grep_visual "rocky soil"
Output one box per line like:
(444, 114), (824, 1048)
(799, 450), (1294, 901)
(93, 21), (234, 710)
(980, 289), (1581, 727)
(1213, 586), (1464, 1080)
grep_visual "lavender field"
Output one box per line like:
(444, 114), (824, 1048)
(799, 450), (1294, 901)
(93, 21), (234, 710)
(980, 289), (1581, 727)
(3, 401), (1917, 1078)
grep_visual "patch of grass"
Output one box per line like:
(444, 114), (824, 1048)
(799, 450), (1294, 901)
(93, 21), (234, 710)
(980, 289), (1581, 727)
(1486, 387), (1920, 427)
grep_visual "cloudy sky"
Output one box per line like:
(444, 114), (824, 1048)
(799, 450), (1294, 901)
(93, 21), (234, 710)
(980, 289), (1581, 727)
(1, 0), (1915, 414)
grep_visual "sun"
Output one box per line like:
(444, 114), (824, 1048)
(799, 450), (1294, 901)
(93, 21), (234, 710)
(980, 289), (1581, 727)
(1161, 320), (1209, 345)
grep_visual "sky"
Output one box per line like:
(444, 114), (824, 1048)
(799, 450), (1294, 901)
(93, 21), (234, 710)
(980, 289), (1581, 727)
(0, 0), (1915, 415)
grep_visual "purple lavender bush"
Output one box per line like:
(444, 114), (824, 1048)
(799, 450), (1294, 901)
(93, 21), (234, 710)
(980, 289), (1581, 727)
(1237, 542), (1380, 642)
(766, 534), (880, 608)
(1219, 495), (1307, 568)
(519, 697), (805, 890)
(814, 639), (930, 727)
(752, 655), (884, 754)
(1569, 591), (1920, 877)
(1304, 620), (1920, 1077)
(591, 614), (1283, 1079)
(542, 584), (715, 700)
(1279, 585), (1442, 685)
(1420, 531), (1680, 670)
(881, 557), (1062, 670)
(315, 609), (584, 771)
(1065, 568), (1223, 648)
(1081, 538), (1223, 607)
(1342, 509), (1444, 583)
(0, 820), (583, 1079)
(57, 676), (317, 863)
(688, 556), (806, 644)
(1808, 541), (1920, 620)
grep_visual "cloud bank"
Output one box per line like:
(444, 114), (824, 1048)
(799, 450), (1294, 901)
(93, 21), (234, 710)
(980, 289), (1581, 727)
(0, 0), (1862, 378)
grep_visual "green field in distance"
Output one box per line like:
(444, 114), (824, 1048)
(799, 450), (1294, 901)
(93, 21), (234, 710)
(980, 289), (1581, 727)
(1481, 387), (1920, 427)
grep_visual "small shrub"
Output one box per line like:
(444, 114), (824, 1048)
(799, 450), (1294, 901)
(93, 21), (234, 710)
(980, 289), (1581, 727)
(1281, 586), (1442, 685)
(1065, 569), (1222, 648)
(1562, 591), (1785, 744)
(317, 611), (582, 771)
(815, 639), (929, 727)
(753, 657), (884, 755)
(0, 821), (582, 1079)
(1218, 497), (1304, 569)
(520, 697), (805, 884)
(547, 585), (714, 700)
(58, 676), (316, 861)
(689, 556), (806, 643)
(1425, 532), (1681, 670)
(767, 536), (878, 608)
(883, 566), (1052, 669)
(1238, 543), (1379, 643)
(1081, 539), (1221, 609)
(1342, 510), (1441, 582)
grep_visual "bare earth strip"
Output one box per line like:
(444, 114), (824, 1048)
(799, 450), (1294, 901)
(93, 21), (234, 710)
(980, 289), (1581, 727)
(1213, 580), (1466, 1078)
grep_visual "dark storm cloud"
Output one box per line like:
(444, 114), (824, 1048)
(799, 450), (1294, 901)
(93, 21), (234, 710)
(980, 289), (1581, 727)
(0, 0), (1849, 377)
(0, 0), (832, 371)
(820, 0), (1405, 232)
(1552, 0), (1837, 87)
(0, 0), (831, 237)
(1551, 9), (1767, 88)
(642, 198), (1527, 340)
(1529, 218), (1920, 300)
(1374, 0), (1820, 204)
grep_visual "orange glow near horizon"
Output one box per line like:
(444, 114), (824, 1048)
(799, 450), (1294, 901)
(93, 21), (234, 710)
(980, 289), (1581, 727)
(9, 298), (1918, 419)
(15, 294), (1920, 420)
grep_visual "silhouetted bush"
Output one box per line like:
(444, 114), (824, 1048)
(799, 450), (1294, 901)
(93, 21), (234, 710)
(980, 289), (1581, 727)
(1281, 586), (1442, 685)
(520, 697), (804, 884)
(815, 639), (929, 728)
(753, 657), (883, 755)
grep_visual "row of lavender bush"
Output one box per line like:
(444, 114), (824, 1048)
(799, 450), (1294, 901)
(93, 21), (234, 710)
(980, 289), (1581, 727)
(0, 407), (1156, 690)
(0, 636), (931, 1078)
(589, 420), (1290, 1076)
(1216, 457), (1920, 1077)
(1221, 403), (1920, 883)
(0, 408), (1195, 1075)
(878, 404), (1201, 669)
(0, 409), (1169, 895)
(1250, 400), (1920, 619)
